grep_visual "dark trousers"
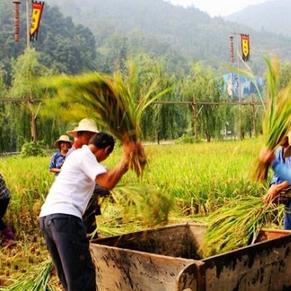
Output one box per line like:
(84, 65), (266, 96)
(39, 214), (96, 291)
(0, 197), (9, 230)
(83, 186), (110, 235)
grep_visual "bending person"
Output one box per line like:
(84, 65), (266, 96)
(39, 132), (136, 291)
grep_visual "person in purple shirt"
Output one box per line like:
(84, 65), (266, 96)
(49, 135), (72, 176)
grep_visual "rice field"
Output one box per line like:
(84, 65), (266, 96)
(0, 138), (275, 288)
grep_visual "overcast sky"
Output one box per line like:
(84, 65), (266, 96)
(167, 0), (271, 16)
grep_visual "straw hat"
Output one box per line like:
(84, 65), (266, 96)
(66, 118), (99, 138)
(54, 135), (73, 147)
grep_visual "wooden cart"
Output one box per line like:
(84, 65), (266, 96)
(90, 223), (291, 291)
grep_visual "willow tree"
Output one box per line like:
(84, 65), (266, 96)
(9, 48), (52, 142)
(180, 63), (224, 141)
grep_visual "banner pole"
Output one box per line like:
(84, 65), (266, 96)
(26, 0), (30, 48)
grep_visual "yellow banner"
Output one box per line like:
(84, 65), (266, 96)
(241, 34), (250, 62)
(30, 1), (45, 41)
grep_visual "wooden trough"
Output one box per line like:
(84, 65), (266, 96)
(90, 223), (291, 291)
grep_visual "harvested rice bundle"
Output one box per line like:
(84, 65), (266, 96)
(200, 196), (284, 257)
(253, 58), (291, 182)
(42, 71), (169, 176)
(110, 184), (173, 227)
(2, 260), (53, 291)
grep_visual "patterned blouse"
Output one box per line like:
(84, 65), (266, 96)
(49, 151), (66, 175)
(0, 174), (10, 200)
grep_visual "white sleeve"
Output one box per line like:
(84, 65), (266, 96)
(81, 153), (107, 181)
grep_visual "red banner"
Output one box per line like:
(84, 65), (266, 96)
(30, 1), (45, 41)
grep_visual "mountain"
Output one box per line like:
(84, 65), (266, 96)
(226, 0), (291, 38)
(45, 0), (291, 73)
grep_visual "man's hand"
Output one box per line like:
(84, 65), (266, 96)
(122, 141), (142, 162)
(263, 181), (290, 204)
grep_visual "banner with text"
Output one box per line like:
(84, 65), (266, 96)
(30, 1), (45, 41)
(241, 34), (250, 62)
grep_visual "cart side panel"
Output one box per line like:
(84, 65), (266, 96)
(90, 244), (197, 291)
(94, 224), (201, 259)
(202, 236), (291, 291)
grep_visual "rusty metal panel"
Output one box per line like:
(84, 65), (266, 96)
(202, 235), (291, 291)
(90, 244), (196, 291)
(93, 223), (204, 259)
(90, 223), (291, 291)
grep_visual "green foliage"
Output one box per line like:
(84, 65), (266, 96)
(111, 184), (173, 227)
(254, 58), (291, 181)
(1, 260), (53, 291)
(201, 196), (284, 257)
(175, 133), (197, 144)
(20, 141), (47, 157)
(0, 0), (97, 78)
(48, 0), (291, 73)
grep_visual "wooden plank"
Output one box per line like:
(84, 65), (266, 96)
(94, 223), (203, 259)
(90, 244), (195, 291)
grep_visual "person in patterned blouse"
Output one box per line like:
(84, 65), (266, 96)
(0, 173), (15, 245)
(49, 135), (73, 176)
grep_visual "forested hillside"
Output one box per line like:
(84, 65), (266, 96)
(1, 0), (291, 152)
(46, 0), (291, 72)
(227, 0), (291, 38)
(0, 0), (97, 79)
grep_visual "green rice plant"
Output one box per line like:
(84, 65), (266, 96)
(200, 195), (284, 257)
(0, 156), (53, 232)
(41, 69), (170, 176)
(1, 260), (54, 291)
(109, 183), (173, 227)
(253, 57), (291, 181)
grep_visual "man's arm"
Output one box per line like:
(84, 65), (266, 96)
(95, 160), (128, 190)
(95, 141), (138, 190)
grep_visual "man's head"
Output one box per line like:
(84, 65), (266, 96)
(89, 132), (115, 162)
(67, 118), (99, 146)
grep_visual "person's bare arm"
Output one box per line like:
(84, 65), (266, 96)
(263, 181), (289, 204)
(95, 160), (128, 190)
(95, 141), (138, 190)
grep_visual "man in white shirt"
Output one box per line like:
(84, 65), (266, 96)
(39, 132), (134, 291)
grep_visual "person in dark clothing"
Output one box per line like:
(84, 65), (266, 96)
(0, 174), (15, 246)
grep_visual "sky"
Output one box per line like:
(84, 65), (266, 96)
(167, 0), (271, 17)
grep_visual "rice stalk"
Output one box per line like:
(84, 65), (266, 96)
(2, 260), (53, 291)
(109, 183), (174, 227)
(253, 57), (291, 181)
(200, 196), (284, 257)
(41, 70), (170, 176)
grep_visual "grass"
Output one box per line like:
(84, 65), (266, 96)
(0, 138), (276, 289)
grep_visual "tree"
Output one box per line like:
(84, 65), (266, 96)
(180, 63), (225, 141)
(9, 48), (52, 142)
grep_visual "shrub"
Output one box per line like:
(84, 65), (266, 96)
(20, 141), (47, 157)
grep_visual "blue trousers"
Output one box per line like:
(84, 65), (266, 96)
(40, 214), (96, 291)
